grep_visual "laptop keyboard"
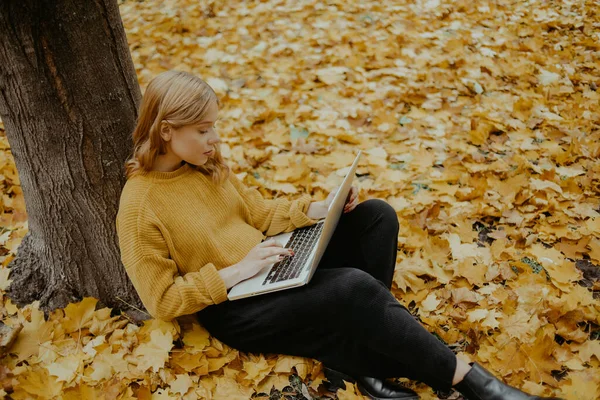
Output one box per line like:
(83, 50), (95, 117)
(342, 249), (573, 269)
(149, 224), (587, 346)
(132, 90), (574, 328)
(262, 222), (325, 285)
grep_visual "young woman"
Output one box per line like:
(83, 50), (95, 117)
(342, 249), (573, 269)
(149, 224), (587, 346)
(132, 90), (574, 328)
(116, 70), (562, 400)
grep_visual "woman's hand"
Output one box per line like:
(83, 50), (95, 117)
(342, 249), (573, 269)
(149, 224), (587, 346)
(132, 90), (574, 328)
(234, 239), (294, 282)
(325, 185), (359, 214)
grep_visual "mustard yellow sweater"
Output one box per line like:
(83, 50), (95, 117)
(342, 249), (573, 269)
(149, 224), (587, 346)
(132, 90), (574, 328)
(115, 162), (319, 321)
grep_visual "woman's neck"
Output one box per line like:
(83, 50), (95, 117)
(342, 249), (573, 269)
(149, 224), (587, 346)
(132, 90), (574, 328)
(152, 154), (185, 172)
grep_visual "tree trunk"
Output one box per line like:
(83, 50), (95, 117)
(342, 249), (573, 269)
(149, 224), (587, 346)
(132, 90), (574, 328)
(0, 0), (148, 322)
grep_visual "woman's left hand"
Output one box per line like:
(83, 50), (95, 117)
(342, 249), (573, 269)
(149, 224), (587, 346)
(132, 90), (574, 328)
(325, 185), (359, 214)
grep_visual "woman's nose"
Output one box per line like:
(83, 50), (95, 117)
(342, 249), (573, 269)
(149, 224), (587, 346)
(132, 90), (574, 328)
(209, 133), (221, 145)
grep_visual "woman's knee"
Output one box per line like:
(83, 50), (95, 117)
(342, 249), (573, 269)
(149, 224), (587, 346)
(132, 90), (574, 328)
(361, 199), (399, 231)
(328, 268), (387, 308)
(323, 269), (394, 335)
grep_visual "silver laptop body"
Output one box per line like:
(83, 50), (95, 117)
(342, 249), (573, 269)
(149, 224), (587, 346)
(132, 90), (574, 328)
(227, 150), (362, 300)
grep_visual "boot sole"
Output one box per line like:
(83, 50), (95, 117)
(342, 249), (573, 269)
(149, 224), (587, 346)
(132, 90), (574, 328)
(356, 381), (420, 400)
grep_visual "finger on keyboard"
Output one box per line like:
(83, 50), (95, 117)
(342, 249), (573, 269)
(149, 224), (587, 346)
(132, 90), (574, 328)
(263, 239), (282, 247)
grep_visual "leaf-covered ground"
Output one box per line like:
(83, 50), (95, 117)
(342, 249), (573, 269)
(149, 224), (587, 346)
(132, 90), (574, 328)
(1, 0), (599, 398)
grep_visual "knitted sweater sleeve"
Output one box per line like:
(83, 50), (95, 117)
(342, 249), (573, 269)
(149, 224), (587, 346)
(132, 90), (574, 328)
(228, 172), (319, 236)
(116, 201), (228, 322)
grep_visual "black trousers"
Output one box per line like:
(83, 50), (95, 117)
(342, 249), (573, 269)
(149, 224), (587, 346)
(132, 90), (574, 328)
(197, 199), (457, 392)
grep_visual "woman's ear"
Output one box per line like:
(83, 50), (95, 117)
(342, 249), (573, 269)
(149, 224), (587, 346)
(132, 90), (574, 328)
(160, 121), (172, 141)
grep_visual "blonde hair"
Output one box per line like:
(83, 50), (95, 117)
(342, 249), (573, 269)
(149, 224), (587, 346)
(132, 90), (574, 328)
(124, 70), (230, 185)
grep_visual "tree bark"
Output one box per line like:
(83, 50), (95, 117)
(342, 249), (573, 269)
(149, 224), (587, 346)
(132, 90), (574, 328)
(0, 0), (148, 322)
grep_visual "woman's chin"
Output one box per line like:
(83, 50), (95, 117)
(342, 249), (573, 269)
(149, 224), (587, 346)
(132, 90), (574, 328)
(188, 157), (208, 166)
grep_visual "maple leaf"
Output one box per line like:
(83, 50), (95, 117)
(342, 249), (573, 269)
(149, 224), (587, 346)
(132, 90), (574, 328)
(393, 250), (444, 292)
(169, 373), (194, 396)
(521, 380), (548, 397)
(88, 308), (129, 336)
(257, 373), (291, 393)
(528, 244), (582, 292)
(274, 355), (312, 380)
(520, 326), (562, 383)
(207, 348), (239, 372)
(572, 340), (600, 364)
(493, 340), (529, 377)
(453, 257), (488, 286)
(452, 287), (483, 304)
(242, 354), (273, 385)
(81, 334), (106, 357)
(337, 380), (369, 399)
(61, 297), (98, 334)
(61, 383), (113, 400)
(420, 293), (441, 313)
(182, 322), (210, 351)
(560, 370), (600, 400)
(587, 237), (600, 263)
(37, 340), (60, 365)
(445, 233), (492, 264)
(212, 375), (255, 400)
(46, 353), (83, 386)
(467, 309), (488, 323)
(87, 356), (113, 382)
(86, 348), (129, 382)
(138, 318), (179, 339)
(10, 303), (54, 362)
(13, 366), (63, 399)
(132, 329), (174, 373)
(170, 351), (208, 374)
(499, 309), (542, 346)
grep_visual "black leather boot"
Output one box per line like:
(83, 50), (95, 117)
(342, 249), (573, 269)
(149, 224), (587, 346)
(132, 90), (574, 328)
(323, 366), (419, 399)
(454, 363), (564, 400)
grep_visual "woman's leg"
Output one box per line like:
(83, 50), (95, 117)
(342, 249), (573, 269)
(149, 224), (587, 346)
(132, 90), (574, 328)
(198, 267), (457, 393)
(317, 198), (399, 289)
(318, 198), (471, 390)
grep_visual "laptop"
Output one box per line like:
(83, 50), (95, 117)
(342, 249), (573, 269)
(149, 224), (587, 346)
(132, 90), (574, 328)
(227, 150), (363, 300)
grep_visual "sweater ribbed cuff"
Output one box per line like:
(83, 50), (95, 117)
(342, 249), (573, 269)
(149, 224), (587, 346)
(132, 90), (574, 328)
(199, 263), (229, 304)
(289, 194), (320, 228)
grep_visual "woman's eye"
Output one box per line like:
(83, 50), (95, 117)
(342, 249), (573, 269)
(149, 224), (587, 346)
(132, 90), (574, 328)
(199, 125), (216, 134)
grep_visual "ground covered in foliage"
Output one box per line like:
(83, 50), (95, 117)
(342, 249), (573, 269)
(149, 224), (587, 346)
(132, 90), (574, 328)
(0, 0), (599, 398)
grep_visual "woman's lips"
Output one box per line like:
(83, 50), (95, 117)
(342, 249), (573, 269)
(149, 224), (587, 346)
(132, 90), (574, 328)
(204, 149), (214, 155)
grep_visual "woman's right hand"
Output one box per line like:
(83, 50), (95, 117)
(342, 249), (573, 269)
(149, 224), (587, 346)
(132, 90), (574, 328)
(231, 239), (294, 281)
(235, 239), (294, 282)
(219, 239), (294, 289)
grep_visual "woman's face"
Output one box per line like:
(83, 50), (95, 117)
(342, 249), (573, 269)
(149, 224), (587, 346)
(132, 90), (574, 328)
(169, 100), (221, 166)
